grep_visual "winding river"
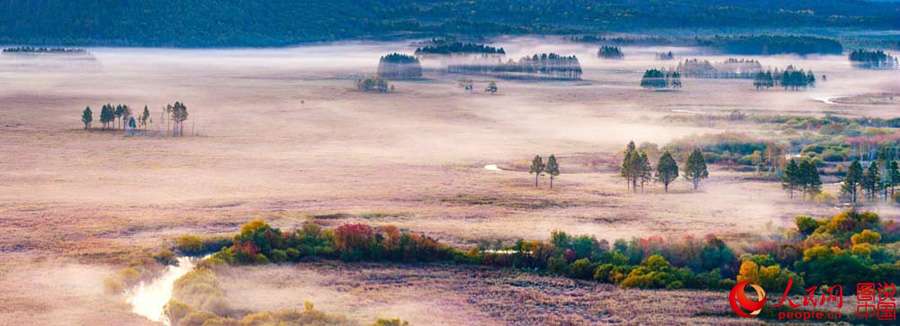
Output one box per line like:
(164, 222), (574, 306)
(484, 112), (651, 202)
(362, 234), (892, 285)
(125, 256), (206, 325)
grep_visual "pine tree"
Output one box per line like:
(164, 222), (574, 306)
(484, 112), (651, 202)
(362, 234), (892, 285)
(864, 161), (880, 201)
(81, 106), (92, 129)
(141, 105), (150, 132)
(842, 160), (863, 203)
(637, 152), (652, 192)
(684, 148), (709, 190)
(530, 155), (545, 188)
(656, 151), (679, 193)
(801, 159), (821, 198)
(100, 104), (114, 130)
(782, 159), (800, 199)
(890, 160), (900, 200)
(545, 155), (560, 188)
(114, 104), (124, 129)
(621, 141), (636, 190)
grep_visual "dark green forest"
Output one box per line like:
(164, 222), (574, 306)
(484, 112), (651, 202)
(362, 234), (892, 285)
(2, 0), (899, 47)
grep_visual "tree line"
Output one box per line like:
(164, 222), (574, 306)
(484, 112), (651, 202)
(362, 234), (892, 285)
(597, 46), (623, 59)
(80, 102), (190, 136)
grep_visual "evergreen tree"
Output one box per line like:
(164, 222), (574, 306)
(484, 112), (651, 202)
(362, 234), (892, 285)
(842, 160), (863, 203)
(863, 161), (880, 201)
(81, 106), (92, 129)
(782, 159), (800, 199)
(100, 104), (114, 130)
(141, 105), (151, 132)
(114, 104), (124, 129)
(621, 141), (636, 189)
(800, 159), (821, 198)
(637, 152), (652, 192)
(545, 154), (560, 188)
(683, 148), (709, 190)
(890, 160), (900, 199)
(656, 151), (679, 193)
(530, 155), (545, 188)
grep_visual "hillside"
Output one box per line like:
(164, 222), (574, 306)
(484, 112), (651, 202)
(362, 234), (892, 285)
(1, 0), (899, 47)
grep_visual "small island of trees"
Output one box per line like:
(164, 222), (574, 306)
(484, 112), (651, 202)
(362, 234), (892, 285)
(356, 76), (394, 93)
(448, 53), (582, 80)
(415, 41), (505, 56)
(377, 53), (423, 79)
(597, 46), (624, 59)
(677, 58), (764, 79)
(80, 101), (192, 136)
(640, 69), (681, 90)
(849, 49), (899, 69)
(752, 66), (815, 91)
(656, 51), (675, 60)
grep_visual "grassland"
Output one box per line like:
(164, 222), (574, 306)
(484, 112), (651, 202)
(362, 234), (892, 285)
(0, 39), (898, 325)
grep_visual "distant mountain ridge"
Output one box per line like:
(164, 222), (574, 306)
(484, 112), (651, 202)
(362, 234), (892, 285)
(1, 0), (898, 47)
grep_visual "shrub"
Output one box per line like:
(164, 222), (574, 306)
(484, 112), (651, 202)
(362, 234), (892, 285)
(271, 249), (288, 263)
(103, 276), (125, 294)
(254, 254), (270, 265)
(851, 230), (882, 245)
(814, 192), (838, 205)
(795, 216), (818, 236)
(286, 248), (301, 261)
(176, 235), (205, 254)
(568, 258), (595, 280)
(154, 249), (177, 265)
(372, 318), (409, 326)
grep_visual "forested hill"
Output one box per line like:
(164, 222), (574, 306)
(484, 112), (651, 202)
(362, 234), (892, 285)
(2, 0), (899, 47)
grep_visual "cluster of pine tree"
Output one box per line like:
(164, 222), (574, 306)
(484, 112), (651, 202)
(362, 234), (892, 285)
(640, 69), (681, 90)
(81, 102), (185, 136)
(620, 141), (707, 192)
(356, 76), (393, 93)
(597, 46), (624, 59)
(415, 41), (505, 55)
(842, 158), (900, 204)
(529, 155), (560, 188)
(752, 66), (815, 90)
(376, 53), (423, 79)
(781, 158), (822, 200)
(849, 49), (899, 69)
(677, 58), (763, 79)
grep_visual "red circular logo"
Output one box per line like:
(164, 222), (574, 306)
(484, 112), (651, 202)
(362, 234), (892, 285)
(729, 281), (767, 317)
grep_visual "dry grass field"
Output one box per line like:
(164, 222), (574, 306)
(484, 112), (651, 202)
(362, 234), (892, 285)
(1, 38), (898, 325)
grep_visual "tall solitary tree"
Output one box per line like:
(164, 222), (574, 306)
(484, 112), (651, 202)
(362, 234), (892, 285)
(842, 160), (863, 203)
(782, 159), (800, 199)
(530, 155), (545, 188)
(545, 155), (560, 188)
(656, 151), (679, 193)
(621, 141), (637, 189)
(81, 106), (92, 129)
(683, 149), (709, 190)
